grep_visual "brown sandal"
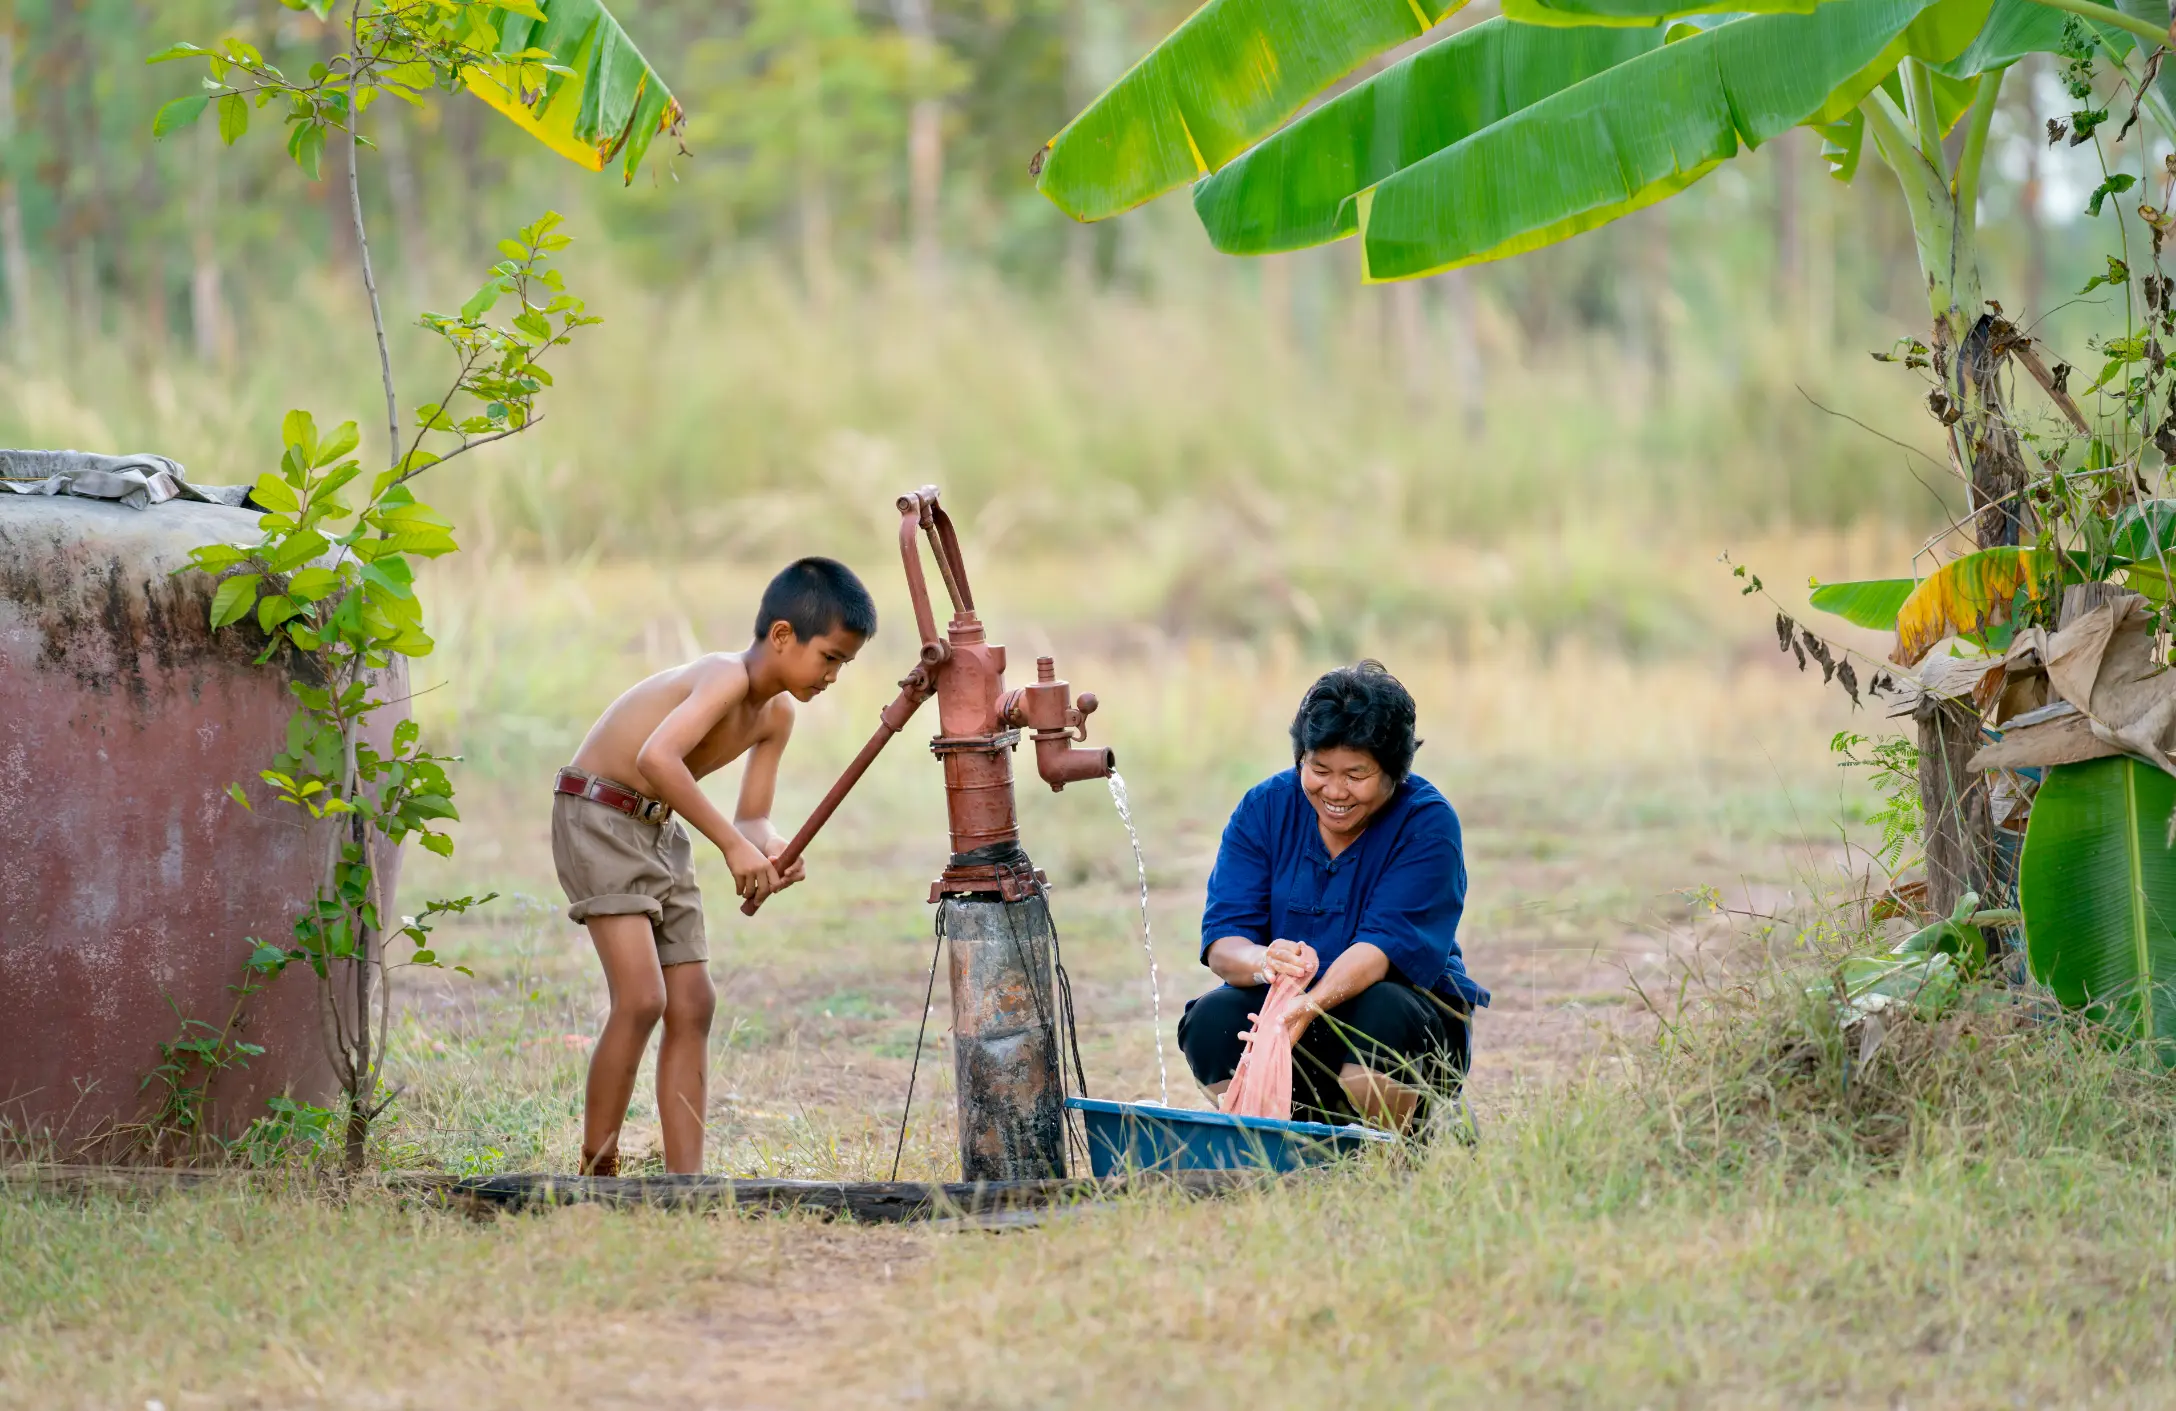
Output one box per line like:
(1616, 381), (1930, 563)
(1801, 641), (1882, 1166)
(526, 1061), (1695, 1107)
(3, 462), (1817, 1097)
(579, 1146), (620, 1177)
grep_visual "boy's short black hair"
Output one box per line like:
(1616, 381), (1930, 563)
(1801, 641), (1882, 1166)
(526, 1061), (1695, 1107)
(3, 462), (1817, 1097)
(1289, 660), (1419, 781)
(753, 557), (878, 644)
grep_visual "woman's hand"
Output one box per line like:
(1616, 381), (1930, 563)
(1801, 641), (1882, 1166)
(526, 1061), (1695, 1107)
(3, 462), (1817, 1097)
(1280, 986), (1323, 1043)
(1261, 939), (1313, 984)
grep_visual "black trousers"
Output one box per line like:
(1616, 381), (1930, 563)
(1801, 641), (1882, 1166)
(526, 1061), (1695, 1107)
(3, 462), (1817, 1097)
(1176, 980), (1470, 1125)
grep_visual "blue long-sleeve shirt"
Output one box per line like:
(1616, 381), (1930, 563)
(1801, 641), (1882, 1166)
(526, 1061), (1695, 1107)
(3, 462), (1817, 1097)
(1198, 769), (1487, 1010)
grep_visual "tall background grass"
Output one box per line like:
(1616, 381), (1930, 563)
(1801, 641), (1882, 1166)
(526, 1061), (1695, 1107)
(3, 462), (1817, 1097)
(0, 6), (2142, 638)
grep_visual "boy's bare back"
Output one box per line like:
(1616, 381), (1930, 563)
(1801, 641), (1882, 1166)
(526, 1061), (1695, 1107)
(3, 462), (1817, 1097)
(570, 652), (789, 796)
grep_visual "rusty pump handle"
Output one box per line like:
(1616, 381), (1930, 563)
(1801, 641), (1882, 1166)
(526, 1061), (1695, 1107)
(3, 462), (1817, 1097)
(741, 496), (956, 916)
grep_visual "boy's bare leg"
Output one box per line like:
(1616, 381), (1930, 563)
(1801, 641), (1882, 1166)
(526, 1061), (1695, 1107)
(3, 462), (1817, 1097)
(582, 914), (669, 1175)
(656, 961), (716, 1174)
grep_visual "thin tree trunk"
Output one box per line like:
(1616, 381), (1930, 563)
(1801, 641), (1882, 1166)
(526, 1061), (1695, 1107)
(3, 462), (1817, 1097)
(132, 149), (167, 355)
(1806, 141), (1835, 356)
(1442, 266), (1484, 434)
(60, 13), (102, 348)
(892, 0), (942, 284)
(1642, 203), (1672, 385)
(1774, 128), (1800, 319)
(380, 108), (427, 299)
(338, 17), (396, 1168)
(795, 53), (834, 307)
(325, 120), (359, 280)
(2017, 57), (2045, 325)
(191, 120), (231, 364)
(0, 25), (31, 360)
(346, 98), (398, 469)
(448, 93), (486, 262)
(1260, 252), (1291, 347)
(345, 822), (373, 1170)
(1386, 279), (1426, 413)
(906, 101), (942, 280)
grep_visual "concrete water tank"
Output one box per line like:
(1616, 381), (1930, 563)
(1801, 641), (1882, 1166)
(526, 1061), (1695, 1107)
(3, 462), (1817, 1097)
(0, 495), (400, 1153)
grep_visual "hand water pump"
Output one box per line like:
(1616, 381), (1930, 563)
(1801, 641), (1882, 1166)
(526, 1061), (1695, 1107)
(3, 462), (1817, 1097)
(744, 487), (1113, 1180)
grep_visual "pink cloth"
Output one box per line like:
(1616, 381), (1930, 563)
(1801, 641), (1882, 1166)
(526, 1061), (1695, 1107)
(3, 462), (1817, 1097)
(1219, 946), (1320, 1121)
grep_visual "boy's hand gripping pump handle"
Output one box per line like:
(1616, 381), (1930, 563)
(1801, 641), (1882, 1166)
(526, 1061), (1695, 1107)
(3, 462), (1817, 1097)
(748, 489), (1122, 918)
(742, 487), (1114, 915)
(738, 654), (937, 915)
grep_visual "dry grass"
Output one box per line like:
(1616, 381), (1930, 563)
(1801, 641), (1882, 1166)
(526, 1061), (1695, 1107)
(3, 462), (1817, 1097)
(856, 967), (2176, 1410)
(0, 258), (1951, 570)
(0, 1180), (922, 1409)
(12, 544), (2176, 1408)
(0, 267), (2080, 1405)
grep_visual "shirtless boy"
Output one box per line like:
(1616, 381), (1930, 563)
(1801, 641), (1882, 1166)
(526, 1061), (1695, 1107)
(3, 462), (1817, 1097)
(553, 557), (875, 1175)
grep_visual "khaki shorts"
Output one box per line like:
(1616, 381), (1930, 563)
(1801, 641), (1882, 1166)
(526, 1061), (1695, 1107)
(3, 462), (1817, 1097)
(551, 792), (708, 967)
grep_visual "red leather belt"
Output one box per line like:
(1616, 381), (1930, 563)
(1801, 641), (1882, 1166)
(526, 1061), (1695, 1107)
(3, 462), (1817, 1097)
(555, 767), (673, 825)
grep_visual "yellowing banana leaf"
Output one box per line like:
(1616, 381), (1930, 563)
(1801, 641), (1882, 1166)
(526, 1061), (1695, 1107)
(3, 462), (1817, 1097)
(1035, 0), (1466, 224)
(1192, 21), (1659, 255)
(1350, 0), (1943, 280)
(464, 0), (681, 184)
(1890, 546), (2057, 667)
(1808, 576), (1916, 630)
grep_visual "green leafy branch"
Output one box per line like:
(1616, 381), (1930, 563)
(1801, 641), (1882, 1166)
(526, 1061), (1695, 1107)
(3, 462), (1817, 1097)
(171, 225), (590, 1164)
(148, 0), (568, 182)
(134, 0), (666, 1168)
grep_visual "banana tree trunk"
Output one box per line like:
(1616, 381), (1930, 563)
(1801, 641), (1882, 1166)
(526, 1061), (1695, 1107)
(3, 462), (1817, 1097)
(1865, 71), (2015, 923)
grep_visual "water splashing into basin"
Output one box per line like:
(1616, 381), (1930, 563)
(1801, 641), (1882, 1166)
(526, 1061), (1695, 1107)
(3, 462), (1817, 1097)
(1106, 771), (1169, 1105)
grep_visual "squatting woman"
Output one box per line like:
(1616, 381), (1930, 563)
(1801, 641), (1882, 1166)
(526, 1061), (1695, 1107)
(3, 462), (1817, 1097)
(1178, 661), (1486, 1131)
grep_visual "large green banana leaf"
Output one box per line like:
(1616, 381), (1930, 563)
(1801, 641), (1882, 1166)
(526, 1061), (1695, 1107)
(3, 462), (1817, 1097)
(1193, 21), (1662, 255)
(1931, 0), (2133, 76)
(1813, 506), (2176, 641)
(464, 0), (681, 184)
(1499, 0), (1825, 25)
(1034, 0), (1466, 223)
(1808, 577), (1918, 630)
(2113, 0), (2176, 125)
(1032, 0), (1953, 223)
(2021, 757), (2176, 1059)
(2109, 499), (2176, 563)
(1350, 0), (1970, 279)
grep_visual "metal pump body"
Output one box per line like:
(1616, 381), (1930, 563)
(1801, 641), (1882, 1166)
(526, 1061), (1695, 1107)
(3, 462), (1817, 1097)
(745, 487), (1114, 1180)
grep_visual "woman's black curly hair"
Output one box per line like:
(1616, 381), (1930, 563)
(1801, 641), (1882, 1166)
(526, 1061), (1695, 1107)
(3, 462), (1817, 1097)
(1289, 660), (1420, 780)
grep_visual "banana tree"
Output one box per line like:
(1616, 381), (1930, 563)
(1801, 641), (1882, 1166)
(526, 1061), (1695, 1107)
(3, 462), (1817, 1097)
(1032, 0), (2175, 920)
(1035, 0), (2166, 541)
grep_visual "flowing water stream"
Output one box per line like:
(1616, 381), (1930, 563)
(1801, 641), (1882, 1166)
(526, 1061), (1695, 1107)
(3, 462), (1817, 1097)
(1106, 772), (1170, 1105)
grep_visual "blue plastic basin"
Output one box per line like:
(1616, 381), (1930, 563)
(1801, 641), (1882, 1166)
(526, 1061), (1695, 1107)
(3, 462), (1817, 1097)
(1066, 1097), (1394, 1176)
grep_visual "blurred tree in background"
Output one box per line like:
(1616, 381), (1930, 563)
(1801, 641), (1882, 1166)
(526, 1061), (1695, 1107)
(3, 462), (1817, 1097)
(0, 0), (2140, 586)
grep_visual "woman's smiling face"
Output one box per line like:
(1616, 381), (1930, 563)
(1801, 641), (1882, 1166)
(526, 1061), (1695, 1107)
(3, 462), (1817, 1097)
(1300, 745), (1395, 852)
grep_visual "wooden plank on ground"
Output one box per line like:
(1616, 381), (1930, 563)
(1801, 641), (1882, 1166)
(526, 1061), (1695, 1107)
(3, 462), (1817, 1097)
(2, 1164), (1274, 1223)
(398, 1169), (1270, 1220)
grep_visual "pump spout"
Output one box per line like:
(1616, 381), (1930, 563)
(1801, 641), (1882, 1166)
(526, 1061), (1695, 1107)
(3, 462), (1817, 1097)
(1034, 734), (1115, 790)
(1005, 657), (1114, 792)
